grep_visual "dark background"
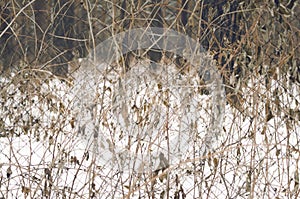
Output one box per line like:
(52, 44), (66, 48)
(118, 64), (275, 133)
(0, 0), (299, 86)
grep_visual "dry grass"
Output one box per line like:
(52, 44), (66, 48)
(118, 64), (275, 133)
(0, 0), (299, 198)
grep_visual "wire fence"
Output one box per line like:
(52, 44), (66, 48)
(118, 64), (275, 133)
(0, 0), (300, 198)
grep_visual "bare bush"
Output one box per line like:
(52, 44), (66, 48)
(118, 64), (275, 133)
(0, 0), (299, 198)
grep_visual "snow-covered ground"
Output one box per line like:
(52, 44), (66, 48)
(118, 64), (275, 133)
(0, 61), (299, 198)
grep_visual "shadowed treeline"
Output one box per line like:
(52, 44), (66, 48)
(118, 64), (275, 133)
(0, 0), (246, 74)
(0, 0), (299, 87)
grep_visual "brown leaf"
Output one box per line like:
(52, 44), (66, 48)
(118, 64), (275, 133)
(6, 166), (12, 178)
(22, 186), (31, 195)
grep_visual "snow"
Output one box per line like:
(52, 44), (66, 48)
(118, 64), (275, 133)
(0, 61), (299, 198)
